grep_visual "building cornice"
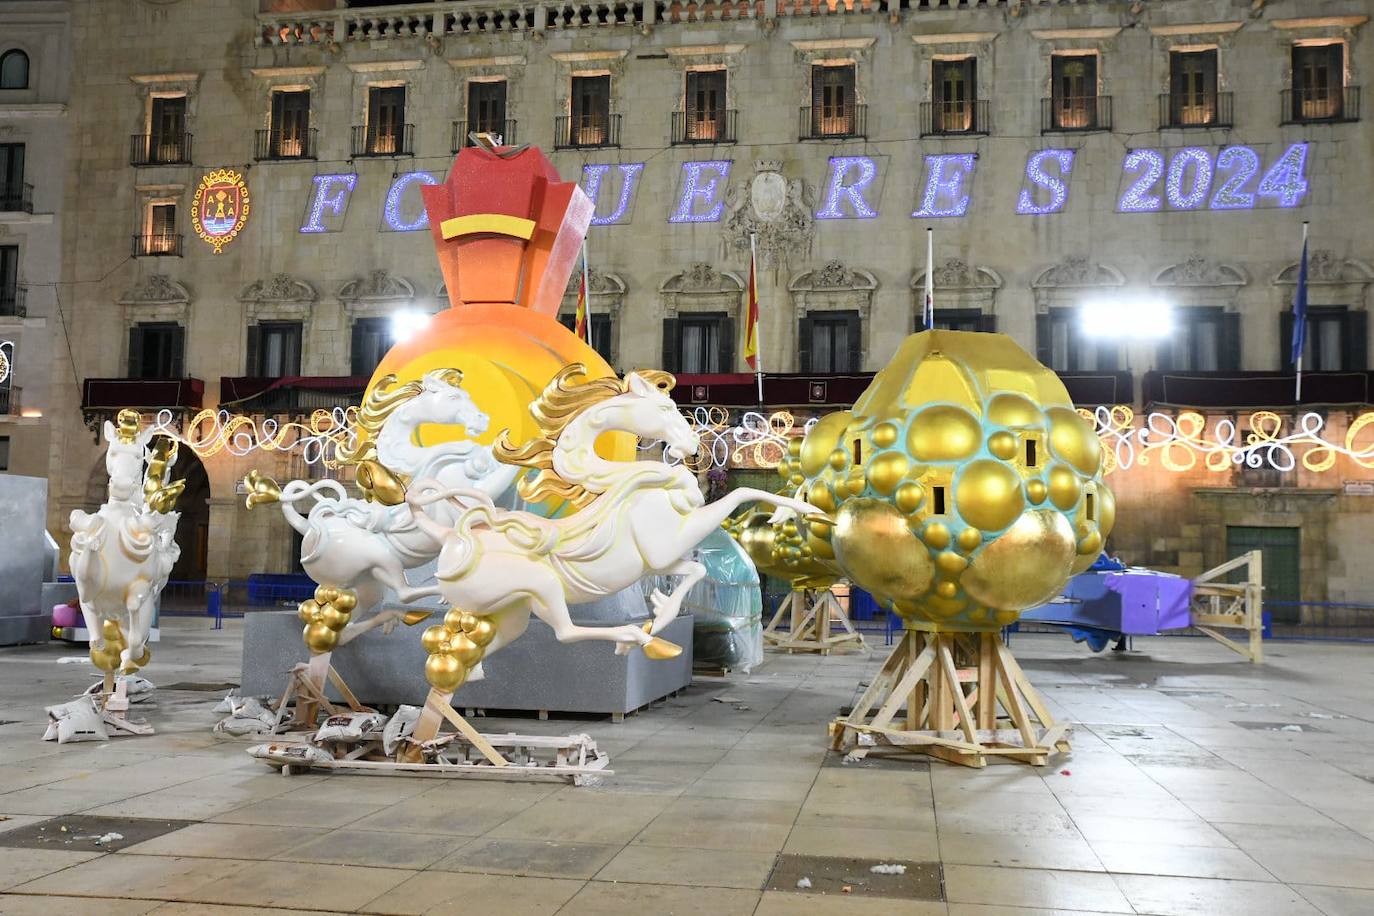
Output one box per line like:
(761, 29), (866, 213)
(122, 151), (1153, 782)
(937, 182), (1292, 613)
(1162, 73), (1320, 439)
(0, 103), (66, 118)
(446, 55), (525, 69)
(790, 38), (876, 52)
(1148, 22), (1245, 37)
(345, 60), (424, 74)
(912, 33), (998, 46)
(249, 66), (326, 79)
(130, 72), (201, 85)
(1030, 28), (1122, 41)
(664, 44), (748, 58)
(1271, 16), (1368, 31)
(549, 50), (630, 64)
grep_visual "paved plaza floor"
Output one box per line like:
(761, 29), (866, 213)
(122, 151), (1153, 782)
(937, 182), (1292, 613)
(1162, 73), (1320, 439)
(1, 620), (1373, 914)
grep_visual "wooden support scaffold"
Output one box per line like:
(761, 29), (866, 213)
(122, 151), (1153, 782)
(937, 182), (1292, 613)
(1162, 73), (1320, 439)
(830, 626), (1069, 768)
(763, 587), (866, 654)
(1190, 549), (1264, 663)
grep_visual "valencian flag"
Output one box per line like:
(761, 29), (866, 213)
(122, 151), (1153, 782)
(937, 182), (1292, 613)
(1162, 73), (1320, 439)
(743, 234), (761, 371)
(1292, 222), (1310, 401)
(574, 243), (590, 344)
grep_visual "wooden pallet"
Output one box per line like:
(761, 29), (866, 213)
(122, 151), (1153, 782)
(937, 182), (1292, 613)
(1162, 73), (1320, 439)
(763, 589), (866, 655)
(830, 628), (1069, 769)
(269, 653), (371, 733)
(1191, 549), (1264, 663)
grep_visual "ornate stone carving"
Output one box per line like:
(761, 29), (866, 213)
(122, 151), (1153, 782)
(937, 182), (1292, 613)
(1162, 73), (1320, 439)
(117, 275), (190, 306)
(338, 270), (415, 302)
(722, 161), (815, 269)
(789, 262), (878, 318)
(660, 264), (745, 316)
(1032, 256), (1125, 289)
(239, 274), (317, 303)
(910, 260), (1003, 291)
(814, 260), (855, 289)
(1274, 251), (1374, 286)
(565, 267), (626, 297)
(1153, 257), (1246, 288)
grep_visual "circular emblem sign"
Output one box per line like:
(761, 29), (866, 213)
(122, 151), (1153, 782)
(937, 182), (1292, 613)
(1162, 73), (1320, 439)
(192, 168), (250, 254)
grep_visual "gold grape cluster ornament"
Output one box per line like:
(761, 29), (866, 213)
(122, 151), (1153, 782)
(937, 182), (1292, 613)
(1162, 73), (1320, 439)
(772, 330), (1114, 631)
(298, 586), (359, 653)
(90, 620), (148, 673)
(421, 609), (498, 693)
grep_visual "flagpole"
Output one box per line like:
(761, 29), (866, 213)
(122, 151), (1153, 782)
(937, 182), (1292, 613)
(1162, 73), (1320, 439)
(1295, 221), (1308, 403)
(924, 227), (935, 330)
(750, 233), (764, 407)
(580, 240), (592, 349)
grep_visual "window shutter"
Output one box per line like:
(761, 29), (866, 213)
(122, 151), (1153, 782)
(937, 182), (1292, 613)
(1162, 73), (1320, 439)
(285, 323), (303, 376)
(169, 325), (185, 379)
(811, 65), (825, 113)
(965, 57), (977, 101)
(798, 316), (813, 373)
(1035, 314), (1052, 366)
(845, 312), (862, 372)
(977, 313), (998, 333)
(661, 318), (680, 373)
(350, 322), (368, 376)
(245, 324), (261, 376)
(1346, 310), (1368, 370)
(1279, 311), (1295, 372)
(720, 315), (736, 373)
(1221, 312), (1242, 371)
(128, 326), (144, 378)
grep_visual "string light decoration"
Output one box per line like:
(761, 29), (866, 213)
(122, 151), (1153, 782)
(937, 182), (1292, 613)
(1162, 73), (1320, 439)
(1083, 406), (1374, 475)
(1118, 149), (1166, 212)
(1016, 148), (1075, 216)
(1164, 147), (1213, 211)
(581, 162), (644, 226)
(300, 173), (358, 233)
(640, 408), (818, 471)
(816, 155), (879, 220)
(148, 407), (359, 467)
(668, 160), (732, 223)
(1209, 146), (1260, 210)
(912, 153), (976, 218)
(383, 171), (440, 232)
(1119, 143), (1310, 213)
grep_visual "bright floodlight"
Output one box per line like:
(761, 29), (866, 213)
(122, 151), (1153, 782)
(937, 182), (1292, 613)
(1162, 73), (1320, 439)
(1080, 296), (1173, 339)
(390, 309), (431, 344)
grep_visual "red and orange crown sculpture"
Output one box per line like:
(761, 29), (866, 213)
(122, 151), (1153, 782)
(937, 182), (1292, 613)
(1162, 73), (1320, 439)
(421, 145), (594, 315)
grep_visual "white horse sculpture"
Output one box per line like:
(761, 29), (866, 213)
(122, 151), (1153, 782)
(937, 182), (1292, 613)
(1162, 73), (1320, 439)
(68, 410), (183, 673)
(404, 366), (820, 672)
(245, 369), (519, 650)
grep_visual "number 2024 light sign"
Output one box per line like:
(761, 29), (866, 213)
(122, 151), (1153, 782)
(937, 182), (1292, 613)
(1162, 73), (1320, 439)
(296, 142), (1311, 233)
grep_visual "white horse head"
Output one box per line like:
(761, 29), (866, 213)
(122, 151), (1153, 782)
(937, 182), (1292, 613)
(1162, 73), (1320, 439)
(400, 370), (490, 439)
(102, 415), (153, 503)
(615, 372), (699, 461)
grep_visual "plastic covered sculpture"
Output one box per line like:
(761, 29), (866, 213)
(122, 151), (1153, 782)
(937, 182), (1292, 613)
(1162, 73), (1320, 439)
(755, 330), (1115, 766)
(58, 408), (184, 737)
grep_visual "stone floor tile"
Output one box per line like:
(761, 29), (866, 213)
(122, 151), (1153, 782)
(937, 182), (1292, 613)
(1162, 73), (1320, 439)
(360, 871), (583, 915)
(1088, 840), (1273, 881)
(937, 833), (1103, 872)
(633, 814), (792, 852)
(0, 815), (48, 836)
(1293, 883), (1374, 916)
(935, 810), (1082, 842)
(1069, 813), (1235, 848)
(118, 822), (328, 860)
(0, 849), (105, 890)
(484, 794), (670, 845)
(347, 790), (536, 837)
(146, 906), (342, 915)
(756, 891), (948, 915)
(431, 836), (621, 879)
(192, 860), (416, 911)
(271, 827), (470, 869)
(0, 894), (158, 915)
(207, 797), (383, 829)
(1112, 873), (1323, 916)
(785, 824), (939, 861)
(946, 907), (1131, 916)
(596, 843), (777, 889)
(11, 853), (247, 901)
(1233, 840), (1374, 889)
(941, 865), (1133, 912)
(557, 881), (759, 915)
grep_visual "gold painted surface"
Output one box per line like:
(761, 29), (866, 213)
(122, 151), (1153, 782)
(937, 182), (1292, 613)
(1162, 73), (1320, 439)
(1048, 406), (1103, 475)
(800, 410), (852, 477)
(1047, 463), (1082, 510)
(987, 430), (1017, 461)
(866, 451), (909, 495)
(439, 213), (536, 241)
(987, 393), (1044, 428)
(954, 460), (1024, 532)
(831, 499), (933, 602)
(907, 405), (982, 462)
(961, 510), (1077, 611)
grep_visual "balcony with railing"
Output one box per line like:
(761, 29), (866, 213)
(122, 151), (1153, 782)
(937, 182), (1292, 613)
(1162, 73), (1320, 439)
(921, 99), (990, 136)
(452, 118), (517, 151)
(0, 387), (19, 417)
(799, 104), (866, 141)
(351, 124), (415, 157)
(672, 109), (737, 145)
(130, 133), (193, 166)
(0, 182), (34, 213)
(81, 377), (204, 412)
(254, 128), (318, 161)
(132, 234), (184, 258)
(1282, 86), (1360, 124)
(554, 113), (621, 149)
(220, 376), (371, 415)
(1143, 370), (1374, 409)
(0, 285), (25, 318)
(1041, 96), (1112, 133)
(1160, 91), (1234, 129)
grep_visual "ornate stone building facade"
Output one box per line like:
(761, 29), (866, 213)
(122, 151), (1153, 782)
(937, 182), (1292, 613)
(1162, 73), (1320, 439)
(40, 0), (1374, 609)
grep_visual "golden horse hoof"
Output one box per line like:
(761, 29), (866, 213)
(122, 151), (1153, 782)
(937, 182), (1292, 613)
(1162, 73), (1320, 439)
(402, 610), (433, 626)
(243, 470), (281, 509)
(643, 637), (683, 660)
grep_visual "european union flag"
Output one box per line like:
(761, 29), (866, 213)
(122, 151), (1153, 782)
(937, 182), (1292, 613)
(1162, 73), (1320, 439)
(1291, 237), (1309, 366)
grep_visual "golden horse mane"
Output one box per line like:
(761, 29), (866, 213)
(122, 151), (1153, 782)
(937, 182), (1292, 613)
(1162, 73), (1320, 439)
(336, 369), (463, 465)
(494, 364), (675, 510)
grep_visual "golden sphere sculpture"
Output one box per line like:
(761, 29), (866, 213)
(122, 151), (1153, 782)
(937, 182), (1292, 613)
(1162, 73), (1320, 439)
(421, 608), (493, 693)
(797, 330), (1114, 631)
(298, 586), (359, 654)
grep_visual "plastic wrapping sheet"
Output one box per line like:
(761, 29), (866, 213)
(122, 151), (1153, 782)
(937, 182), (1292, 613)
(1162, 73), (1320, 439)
(642, 529), (763, 672)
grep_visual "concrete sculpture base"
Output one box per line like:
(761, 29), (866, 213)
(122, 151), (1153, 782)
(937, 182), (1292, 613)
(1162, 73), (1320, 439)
(0, 475), (52, 646)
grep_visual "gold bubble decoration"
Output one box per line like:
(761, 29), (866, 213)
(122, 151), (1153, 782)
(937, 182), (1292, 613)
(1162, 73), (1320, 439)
(299, 585), (360, 654)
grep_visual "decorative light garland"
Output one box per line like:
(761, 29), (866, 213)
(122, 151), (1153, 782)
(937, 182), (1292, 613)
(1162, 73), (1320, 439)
(1084, 406), (1374, 475)
(149, 407), (359, 467)
(641, 408), (817, 471)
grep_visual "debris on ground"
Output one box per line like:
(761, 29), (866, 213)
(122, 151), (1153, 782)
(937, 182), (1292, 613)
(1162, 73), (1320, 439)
(842, 885), (852, 893)
(1226, 702), (1281, 709)
(56, 656), (92, 664)
(869, 864), (907, 875)
(1060, 769), (1072, 776)
(711, 695), (743, 704)
(1278, 724), (1304, 732)
(795, 877), (812, 889)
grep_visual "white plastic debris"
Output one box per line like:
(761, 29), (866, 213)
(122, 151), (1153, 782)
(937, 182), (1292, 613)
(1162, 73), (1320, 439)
(869, 864), (907, 875)
(214, 697), (277, 736)
(712, 695), (743, 704)
(1279, 724), (1304, 732)
(56, 656), (93, 665)
(795, 877), (812, 889)
(43, 696), (109, 744)
(247, 742), (335, 768)
(382, 705), (422, 757)
(84, 675), (155, 703)
(314, 712), (387, 744)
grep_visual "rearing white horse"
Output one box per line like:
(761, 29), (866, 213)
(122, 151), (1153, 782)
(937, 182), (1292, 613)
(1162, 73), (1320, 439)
(405, 365), (820, 661)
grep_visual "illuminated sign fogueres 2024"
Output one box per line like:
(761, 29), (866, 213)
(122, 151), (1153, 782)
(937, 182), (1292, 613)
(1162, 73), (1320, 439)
(295, 143), (1312, 233)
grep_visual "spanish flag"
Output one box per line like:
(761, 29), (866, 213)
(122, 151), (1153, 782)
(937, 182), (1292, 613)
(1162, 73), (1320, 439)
(743, 234), (760, 371)
(574, 244), (590, 344)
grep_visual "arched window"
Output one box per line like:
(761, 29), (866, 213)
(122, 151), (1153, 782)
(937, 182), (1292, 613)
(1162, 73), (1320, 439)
(0, 50), (29, 90)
